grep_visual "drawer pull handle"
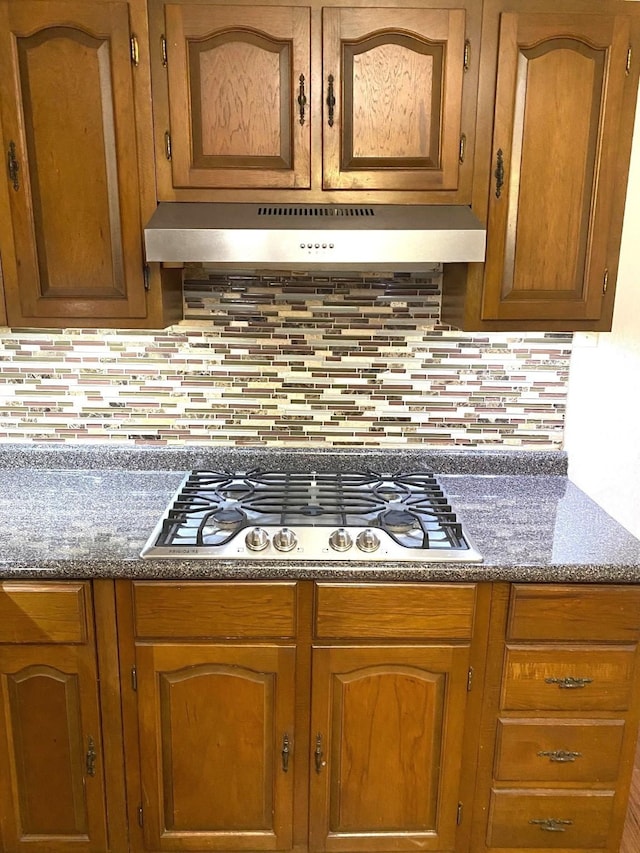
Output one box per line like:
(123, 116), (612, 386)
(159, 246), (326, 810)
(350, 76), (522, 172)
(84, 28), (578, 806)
(545, 676), (593, 689)
(314, 733), (326, 773)
(530, 818), (573, 832)
(538, 749), (582, 763)
(281, 733), (290, 772)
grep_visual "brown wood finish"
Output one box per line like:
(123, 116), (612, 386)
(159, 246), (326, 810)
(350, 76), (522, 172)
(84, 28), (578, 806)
(132, 580), (297, 639)
(151, 0), (481, 204)
(157, 2), (311, 190)
(507, 584), (640, 643)
(469, 582), (640, 853)
(314, 581), (476, 639)
(494, 718), (626, 783)
(136, 643), (296, 851)
(0, 0), (146, 321)
(482, 10), (630, 323)
(0, 0), (181, 330)
(92, 580), (130, 853)
(441, 0), (640, 333)
(322, 6), (465, 191)
(308, 643), (471, 852)
(501, 645), (637, 712)
(0, 584), (108, 853)
(487, 788), (616, 849)
(0, 582), (87, 643)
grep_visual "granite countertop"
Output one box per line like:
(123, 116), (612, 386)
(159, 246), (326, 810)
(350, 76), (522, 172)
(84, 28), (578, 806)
(2, 445), (640, 583)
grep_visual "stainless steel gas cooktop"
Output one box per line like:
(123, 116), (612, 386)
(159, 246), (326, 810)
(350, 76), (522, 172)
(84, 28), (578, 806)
(141, 470), (482, 562)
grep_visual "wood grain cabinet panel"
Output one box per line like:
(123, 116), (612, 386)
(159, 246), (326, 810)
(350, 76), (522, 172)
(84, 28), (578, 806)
(501, 646), (636, 712)
(0, 584), (108, 853)
(441, 0), (640, 332)
(482, 9), (632, 324)
(135, 643), (296, 851)
(0, 582), (88, 644)
(322, 6), (467, 192)
(309, 644), (471, 852)
(132, 581), (297, 639)
(494, 718), (626, 783)
(507, 584), (640, 643)
(0, 0), (148, 324)
(315, 582), (476, 639)
(151, 1), (479, 201)
(487, 788), (616, 849)
(153, 1), (311, 191)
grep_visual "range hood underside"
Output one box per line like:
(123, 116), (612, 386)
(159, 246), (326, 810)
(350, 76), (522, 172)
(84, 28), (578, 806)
(144, 203), (487, 269)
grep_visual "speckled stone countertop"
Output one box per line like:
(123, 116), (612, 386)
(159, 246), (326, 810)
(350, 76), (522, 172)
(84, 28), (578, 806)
(2, 445), (640, 582)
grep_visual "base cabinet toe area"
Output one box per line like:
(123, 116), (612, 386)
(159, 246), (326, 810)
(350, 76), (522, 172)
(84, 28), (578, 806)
(0, 580), (640, 853)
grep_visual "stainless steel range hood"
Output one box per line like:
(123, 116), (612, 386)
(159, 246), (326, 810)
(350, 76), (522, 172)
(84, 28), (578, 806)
(144, 203), (486, 270)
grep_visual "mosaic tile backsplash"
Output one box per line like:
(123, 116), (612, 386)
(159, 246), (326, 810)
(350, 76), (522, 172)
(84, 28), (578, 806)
(0, 271), (572, 447)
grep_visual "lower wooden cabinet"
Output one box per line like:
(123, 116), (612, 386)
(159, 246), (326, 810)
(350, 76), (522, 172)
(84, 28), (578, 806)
(135, 643), (297, 851)
(0, 583), (108, 853)
(308, 645), (472, 852)
(2, 579), (640, 853)
(117, 581), (488, 853)
(472, 583), (640, 853)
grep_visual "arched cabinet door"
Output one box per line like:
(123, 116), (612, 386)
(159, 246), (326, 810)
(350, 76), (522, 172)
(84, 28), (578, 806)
(482, 8), (633, 323)
(135, 643), (296, 851)
(156, 2), (311, 190)
(322, 7), (468, 192)
(0, 649), (108, 853)
(308, 644), (471, 853)
(0, 0), (147, 322)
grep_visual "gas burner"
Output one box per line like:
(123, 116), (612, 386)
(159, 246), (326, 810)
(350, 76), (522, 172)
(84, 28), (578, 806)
(374, 482), (411, 502)
(141, 469), (482, 562)
(208, 507), (247, 529)
(218, 482), (255, 500)
(379, 509), (419, 534)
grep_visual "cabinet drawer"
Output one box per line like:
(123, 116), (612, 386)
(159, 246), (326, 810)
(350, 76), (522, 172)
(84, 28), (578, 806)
(508, 584), (640, 642)
(487, 789), (615, 849)
(132, 581), (297, 639)
(501, 646), (636, 711)
(495, 719), (625, 783)
(0, 582), (88, 644)
(314, 583), (476, 639)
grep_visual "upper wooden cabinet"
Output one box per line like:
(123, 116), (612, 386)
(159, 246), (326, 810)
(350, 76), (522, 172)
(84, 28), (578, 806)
(159, 3), (311, 190)
(322, 6), (466, 192)
(150, 0), (480, 202)
(0, 0), (181, 329)
(442, 0), (640, 331)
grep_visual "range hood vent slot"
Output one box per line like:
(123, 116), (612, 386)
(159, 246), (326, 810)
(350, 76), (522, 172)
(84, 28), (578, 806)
(257, 206), (375, 217)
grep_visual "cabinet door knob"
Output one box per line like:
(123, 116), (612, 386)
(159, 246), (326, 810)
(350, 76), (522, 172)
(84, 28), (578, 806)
(326, 75), (336, 128)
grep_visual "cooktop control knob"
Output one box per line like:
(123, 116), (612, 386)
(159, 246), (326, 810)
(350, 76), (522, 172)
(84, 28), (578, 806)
(356, 529), (380, 553)
(273, 527), (297, 552)
(329, 528), (353, 552)
(245, 527), (269, 551)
